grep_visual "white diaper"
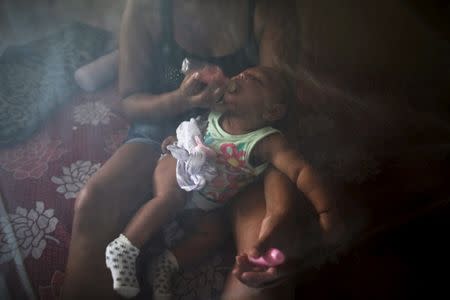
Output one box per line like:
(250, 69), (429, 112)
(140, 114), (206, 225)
(167, 117), (217, 192)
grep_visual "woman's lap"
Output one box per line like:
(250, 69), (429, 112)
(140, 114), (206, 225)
(65, 141), (296, 299)
(74, 142), (160, 233)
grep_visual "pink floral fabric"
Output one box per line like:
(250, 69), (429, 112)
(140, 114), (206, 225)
(0, 85), (125, 299)
(38, 271), (65, 300)
(0, 133), (67, 180)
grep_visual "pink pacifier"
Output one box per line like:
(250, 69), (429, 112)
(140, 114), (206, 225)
(248, 248), (286, 267)
(194, 136), (216, 158)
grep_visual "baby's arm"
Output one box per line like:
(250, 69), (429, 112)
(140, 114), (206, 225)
(255, 133), (342, 243)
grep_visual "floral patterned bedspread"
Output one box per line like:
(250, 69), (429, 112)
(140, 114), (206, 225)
(0, 87), (233, 300)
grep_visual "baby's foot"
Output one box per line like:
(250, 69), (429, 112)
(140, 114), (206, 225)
(105, 234), (140, 298)
(151, 250), (179, 300)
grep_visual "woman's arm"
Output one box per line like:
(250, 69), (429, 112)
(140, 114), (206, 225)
(118, 0), (220, 123)
(119, 74), (210, 122)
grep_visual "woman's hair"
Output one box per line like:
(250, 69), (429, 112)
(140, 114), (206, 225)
(259, 0), (301, 75)
(264, 67), (297, 131)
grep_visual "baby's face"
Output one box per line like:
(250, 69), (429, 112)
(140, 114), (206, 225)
(214, 66), (284, 119)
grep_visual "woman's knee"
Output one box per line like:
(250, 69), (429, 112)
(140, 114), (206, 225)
(222, 277), (295, 300)
(73, 180), (112, 232)
(221, 281), (270, 300)
(74, 183), (99, 214)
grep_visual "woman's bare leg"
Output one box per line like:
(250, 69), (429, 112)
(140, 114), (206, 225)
(61, 143), (160, 300)
(61, 0), (161, 297)
(170, 208), (229, 268)
(147, 209), (229, 298)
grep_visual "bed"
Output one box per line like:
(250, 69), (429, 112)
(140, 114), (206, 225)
(2, 20), (450, 300)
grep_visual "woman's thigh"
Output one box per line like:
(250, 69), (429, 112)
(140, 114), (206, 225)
(229, 183), (266, 252)
(74, 142), (160, 234)
(62, 142), (160, 300)
(169, 208), (229, 268)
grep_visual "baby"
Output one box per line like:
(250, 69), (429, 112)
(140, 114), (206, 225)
(105, 66), (339, 299)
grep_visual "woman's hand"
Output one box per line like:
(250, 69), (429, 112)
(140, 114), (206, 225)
(232, 254), (286, 289)
(178, 72), (227, 108)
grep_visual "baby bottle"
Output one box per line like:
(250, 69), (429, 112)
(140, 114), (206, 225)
(181, 57), (227, 86)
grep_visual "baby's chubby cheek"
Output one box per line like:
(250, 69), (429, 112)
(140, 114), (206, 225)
(227, 80), (238, 93)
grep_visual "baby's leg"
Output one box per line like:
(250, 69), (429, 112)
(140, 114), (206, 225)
(106, 155), (186, 298)
(150, 209), (229, 300)
(123, 155), (186, 247)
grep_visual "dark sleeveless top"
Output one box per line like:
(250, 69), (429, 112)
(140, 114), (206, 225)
(152, 0), (259, 93)
(127, 0), (259, 144)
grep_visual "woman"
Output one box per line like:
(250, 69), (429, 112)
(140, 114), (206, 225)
(61, 0), (307, 299)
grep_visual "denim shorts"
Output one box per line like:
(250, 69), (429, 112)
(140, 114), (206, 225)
(125, 122), (172, 148)
(125, 109), (205, 148)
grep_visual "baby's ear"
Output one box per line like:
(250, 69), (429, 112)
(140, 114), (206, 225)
(263, 103), (287, 122)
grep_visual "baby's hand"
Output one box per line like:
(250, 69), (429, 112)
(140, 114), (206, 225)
(161, 136), (177, 154)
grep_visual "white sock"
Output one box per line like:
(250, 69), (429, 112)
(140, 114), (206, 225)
(151, 250), (179, 300)
(105, 234), (140, 298)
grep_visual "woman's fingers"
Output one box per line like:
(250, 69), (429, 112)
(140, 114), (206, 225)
(234, 264), (282, 288)
(180, 72), (205, 96)
(181, 69), (229, 107)
(240, 267), (279, 287)
(190, 82), (226, 107)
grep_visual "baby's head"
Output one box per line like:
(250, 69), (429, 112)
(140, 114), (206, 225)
(215, 66), (295, 126)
